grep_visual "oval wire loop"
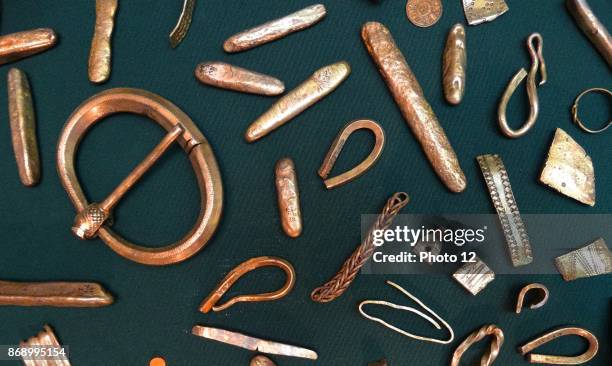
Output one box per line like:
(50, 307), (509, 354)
(498, 33), (547, 138)
(199, 256), (296, 313)
(318, 119), (385, 189)
(357, 280), (454, 344)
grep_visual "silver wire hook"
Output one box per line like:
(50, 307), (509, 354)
(498, 33), (547, 138)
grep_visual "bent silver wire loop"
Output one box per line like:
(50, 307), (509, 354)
(498, 33), (547, 138)
(357, 280), (454, 344)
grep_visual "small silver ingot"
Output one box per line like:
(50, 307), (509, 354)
(477, 154), (533, 267)
(453, 257), (495, 295)
(555, 238), (611, 281)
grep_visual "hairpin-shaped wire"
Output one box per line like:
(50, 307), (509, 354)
(358, 280), (454, 344)
(515, 283), (549, 314)
(199, 256), (296, 313)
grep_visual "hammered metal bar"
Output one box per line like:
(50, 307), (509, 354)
(20, 325), (71, 366)
(477, 154), (533, 267)
(519, 327), (599, 364)
(555, 238), (611, 281)
(0, 28), (58, 65)
(245, 61), (350, 142)
(224, 4), (326, 53)
(539, 128), (595, 206)
(462, 0), (509, 26)
(8, 68), (40, 187)
(192, 326), (318, 360)
(88, 0), (118, 83)
(453, 257), (495, 295)
(566, 0), (612, 67)
(195, 62), (285, 96)
(442, 24), (466, 105)
(275, 158), (302, 238)
(169, 0), (195, 48)
(0, 280), (113, 307)
(362, 22), (466, 193)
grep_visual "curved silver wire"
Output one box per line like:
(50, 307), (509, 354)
(498, 33), (547, 138)
(358, 280), (454, 344)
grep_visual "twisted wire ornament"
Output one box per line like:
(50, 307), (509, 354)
(451, 324), (504, 366)
(310, 192), (409, 303)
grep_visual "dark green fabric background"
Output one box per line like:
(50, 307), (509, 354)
(0, 1), (610, 365)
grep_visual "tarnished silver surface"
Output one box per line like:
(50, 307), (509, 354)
(566, 0), (612, 67)
(477, 154), (532, 267)
(245, 61), (350, 142)
(361, 22), (466, 193)
(555, 238), (611, 281)
(462, 0), (509, 26)
(88, 0), (118, 84)
(442, 24), (466, 105)
(8, 68), (40, 187)
(192, 325), (318, 360)
(195, 61), (285, 96)
(224, 4), (326, 53)
(539, 128), (595, 206)
(453, 257), (495, 295)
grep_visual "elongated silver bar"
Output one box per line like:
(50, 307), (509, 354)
(245, 61), (350, 142)
(0, 28), (58, 65)
(566, 0), (612, 67)
(224, 4), (326, 53)
(275, 158), (302, 238)
(555, 238), (611, 281)
(443, 24), (467, 105)
(8, 68), (40, 187)
(477, 154), (532, 267)
(88, 0), (118, 83)
(453, 257), (495, 295)
(195, 62), (285, 96)
(0, 280), (113, 307)
(192, 325), (317, 360)
(361, 22), (466, 193)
